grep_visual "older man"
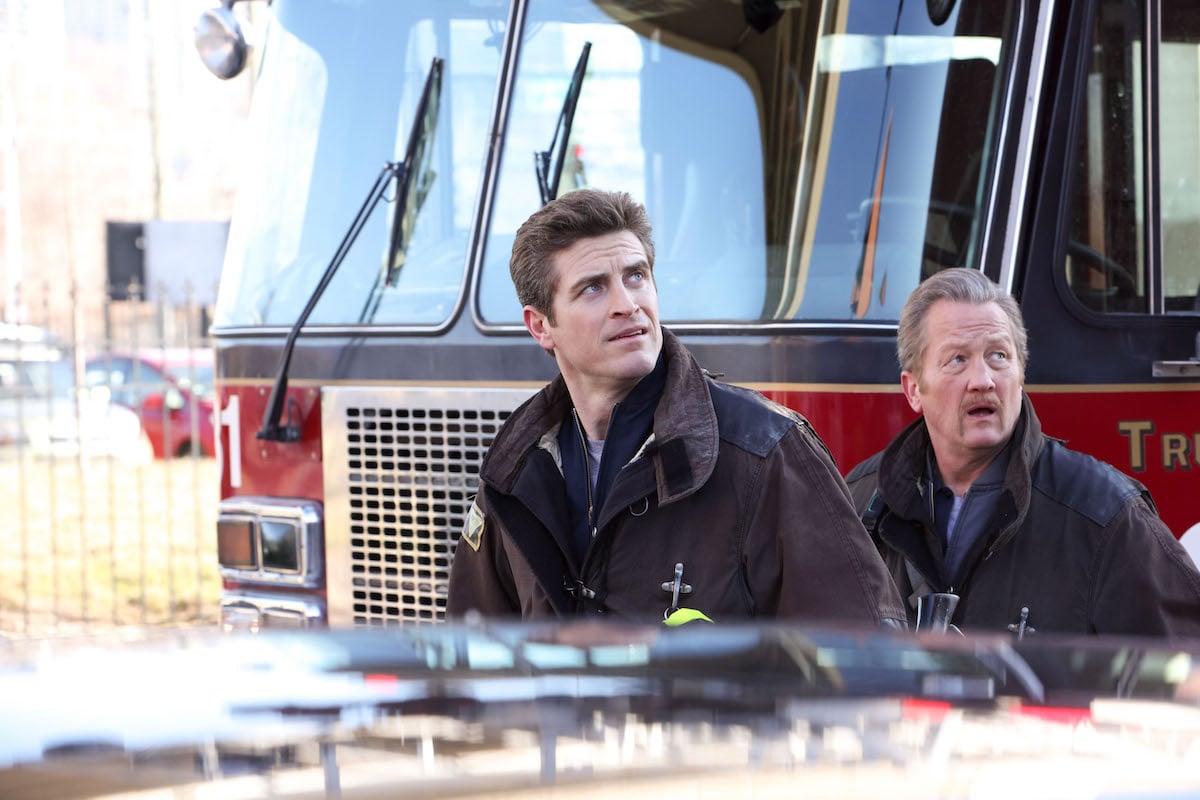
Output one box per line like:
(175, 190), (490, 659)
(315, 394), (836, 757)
(846, 268), (1200, 637)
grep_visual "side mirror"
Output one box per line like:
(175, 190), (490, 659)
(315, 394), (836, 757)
(143, 389), (187, 412)
(165, 388), (187, 412)
(195, 2), (248, 80)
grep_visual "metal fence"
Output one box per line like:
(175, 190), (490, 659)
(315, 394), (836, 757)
(0, 284), (219, 637)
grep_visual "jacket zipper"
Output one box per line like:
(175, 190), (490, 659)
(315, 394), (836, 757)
(571, 409), (599, 545)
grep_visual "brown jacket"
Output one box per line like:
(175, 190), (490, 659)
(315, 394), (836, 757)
(447, 330), (906, 626)
(845, 394), (1200, 638)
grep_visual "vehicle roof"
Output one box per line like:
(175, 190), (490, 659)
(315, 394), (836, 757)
(0, 324), (65, 362)
(86, 348), (213, 370)
(0, 322), (58, 344)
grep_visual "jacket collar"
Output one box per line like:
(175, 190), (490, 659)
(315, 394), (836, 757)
(878, 391), (1044, 541)
(481, 328), (719, 504)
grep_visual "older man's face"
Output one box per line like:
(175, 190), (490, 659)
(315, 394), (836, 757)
(901, 299), (1023, 469)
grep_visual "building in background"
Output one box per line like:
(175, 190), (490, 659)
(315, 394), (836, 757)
(0, 0), (252, 343)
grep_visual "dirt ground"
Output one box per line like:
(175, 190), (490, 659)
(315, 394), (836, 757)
(0, 453), (221, 638)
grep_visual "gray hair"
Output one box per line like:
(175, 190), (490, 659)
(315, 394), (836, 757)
(896, 268), (1028, 379)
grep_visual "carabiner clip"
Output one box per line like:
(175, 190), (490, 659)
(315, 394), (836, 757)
(660, 562), (692, 619)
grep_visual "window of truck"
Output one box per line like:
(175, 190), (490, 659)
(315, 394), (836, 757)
(1066, 0), (1200, 315)
(477, 0), (1013, 325)
(215, 2), (505, 327)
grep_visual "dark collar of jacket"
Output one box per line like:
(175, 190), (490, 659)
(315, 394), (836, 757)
(480, 327), (719, 509)
(875, 391), (1044, 585)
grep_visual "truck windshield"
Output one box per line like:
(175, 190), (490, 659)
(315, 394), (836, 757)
(215, 0), (1015, 329)
(214, 1), (505, 328)
(478, 0), (1014, 324)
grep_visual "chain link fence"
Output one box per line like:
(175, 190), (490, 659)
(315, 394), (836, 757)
(0, 283), (219, 637)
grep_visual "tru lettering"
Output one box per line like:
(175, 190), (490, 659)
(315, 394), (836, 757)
(1118, 421), (1200, 471)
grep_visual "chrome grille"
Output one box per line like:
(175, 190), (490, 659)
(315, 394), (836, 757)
(323, 387), (534, 626)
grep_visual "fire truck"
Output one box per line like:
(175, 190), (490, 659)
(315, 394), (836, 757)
(196, 0), (1200, 630)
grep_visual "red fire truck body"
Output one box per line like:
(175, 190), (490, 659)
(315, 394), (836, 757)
(203, 0), (1200, 629)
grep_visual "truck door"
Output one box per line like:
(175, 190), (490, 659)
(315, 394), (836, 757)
(1019, 0), (1200, 547)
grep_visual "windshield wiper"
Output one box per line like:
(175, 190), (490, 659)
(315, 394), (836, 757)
(257, 57), (444, 443)
(534, 42), (590, 206)
(360, 57), (445, 323)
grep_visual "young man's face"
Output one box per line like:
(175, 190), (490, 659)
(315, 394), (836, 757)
(523, 230), (662, 402)
(901, 299), (1024, 469)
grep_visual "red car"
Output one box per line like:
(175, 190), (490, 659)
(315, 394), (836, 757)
(85, 349), (216, 458)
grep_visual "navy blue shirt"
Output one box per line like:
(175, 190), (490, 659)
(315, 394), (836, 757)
(930, 443), (1011, 587)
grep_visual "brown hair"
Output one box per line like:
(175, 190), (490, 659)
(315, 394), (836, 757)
(897, 268), (1029, 379)
(510, 189), (655, 322)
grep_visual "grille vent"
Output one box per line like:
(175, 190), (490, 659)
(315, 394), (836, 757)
(323, 387), (533, 626)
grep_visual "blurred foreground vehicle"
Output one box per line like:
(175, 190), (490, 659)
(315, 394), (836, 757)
(85, 349), (216, 459)
(0, 323), (148, 461)
(1, 623), (1199, 798)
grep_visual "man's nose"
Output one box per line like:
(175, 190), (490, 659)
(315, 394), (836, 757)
(611, 284), (640, 316)
(966, 358), (996, 390)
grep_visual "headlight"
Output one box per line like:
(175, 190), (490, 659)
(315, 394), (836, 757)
(217, 515), (257, 570)
(217, 497), (322, 586)
(260, 518), (301, 573)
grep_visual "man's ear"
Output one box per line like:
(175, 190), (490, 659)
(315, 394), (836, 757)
(900, 371), (923, 415)
(523, 306), (555, 353)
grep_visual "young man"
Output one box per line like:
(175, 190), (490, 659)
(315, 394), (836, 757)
(846, 268), (1200, 637)
(447, 189), (905, 626)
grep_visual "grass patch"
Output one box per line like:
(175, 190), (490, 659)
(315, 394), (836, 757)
(0, 454), (221, 636)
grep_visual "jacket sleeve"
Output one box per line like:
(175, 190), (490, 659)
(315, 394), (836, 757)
(741, 422), (908, 627)
(844, 453), (884, 516)
(1090, 497), (1200, 640)
(446, 491), (522, 618)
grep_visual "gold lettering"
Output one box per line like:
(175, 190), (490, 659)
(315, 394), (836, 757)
(1117, 420), (1154, 472)
(1161, 433), (1190, 471)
